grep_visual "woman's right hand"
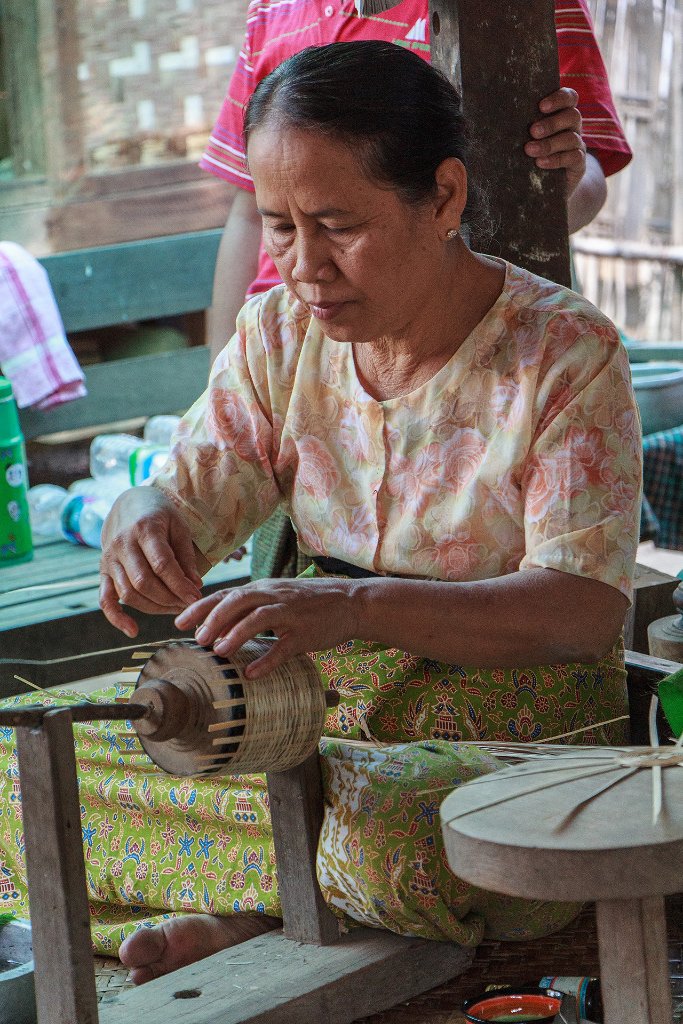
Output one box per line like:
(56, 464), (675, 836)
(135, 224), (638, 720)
(99, 487), (204, 637)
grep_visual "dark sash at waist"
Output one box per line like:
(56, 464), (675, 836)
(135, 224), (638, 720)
(311, 556), (383, 579)
(311, 556), (430, 580)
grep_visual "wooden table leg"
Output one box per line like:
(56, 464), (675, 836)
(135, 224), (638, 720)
(16, 708), (99, 1024)
(596, 896), (672, 1024)
(267, 753), (340, 945)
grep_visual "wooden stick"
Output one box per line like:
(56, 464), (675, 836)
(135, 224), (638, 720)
(445, 763), (625, 821)
(16, 710), (99, 1024)
(554, 767), (639, 832)
(208, 718), (247, 732)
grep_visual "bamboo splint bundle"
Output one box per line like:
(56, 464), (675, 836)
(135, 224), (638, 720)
(130, 639), (337, 776)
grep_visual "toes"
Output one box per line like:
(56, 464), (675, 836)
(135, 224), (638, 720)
(119, 926), (167, 969)
(126, 965), (158, 986)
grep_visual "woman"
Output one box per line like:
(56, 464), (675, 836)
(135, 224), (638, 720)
(1, 41), (640, 984)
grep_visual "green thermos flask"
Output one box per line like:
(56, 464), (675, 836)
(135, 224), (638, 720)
(0, 377), (33, 564)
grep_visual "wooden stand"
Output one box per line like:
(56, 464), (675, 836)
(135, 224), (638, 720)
(2, 703), (471, 1024)
(441, 752), (683, 1024)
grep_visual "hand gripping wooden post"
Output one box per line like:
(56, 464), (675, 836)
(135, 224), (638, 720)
(428, 0), (571, 288)
(3, 640), (472, 1024)
(441, 747), (683, 1024)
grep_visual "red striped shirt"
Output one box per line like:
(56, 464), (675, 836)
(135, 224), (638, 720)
(201, 0), (631, 294)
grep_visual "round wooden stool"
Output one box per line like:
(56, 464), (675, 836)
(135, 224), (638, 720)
(441, 747), (683, 1024)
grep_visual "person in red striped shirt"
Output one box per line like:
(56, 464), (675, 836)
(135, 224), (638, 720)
(202, 0), (631, 365)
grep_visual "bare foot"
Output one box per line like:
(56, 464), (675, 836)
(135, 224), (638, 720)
(119, 913), (281, 985)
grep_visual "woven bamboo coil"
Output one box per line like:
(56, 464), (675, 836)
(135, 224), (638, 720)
(132, 639), (327, 776)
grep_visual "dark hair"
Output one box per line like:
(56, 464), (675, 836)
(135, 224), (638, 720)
(244, 40), (483, 224)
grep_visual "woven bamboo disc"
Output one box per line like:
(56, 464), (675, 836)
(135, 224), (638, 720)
(440, 748), (683, 903)
(132, 639), (328, 776)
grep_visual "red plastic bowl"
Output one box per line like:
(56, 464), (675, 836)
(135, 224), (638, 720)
(463, 987), (563, 1023)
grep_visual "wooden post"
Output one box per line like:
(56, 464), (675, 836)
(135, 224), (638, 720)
(266, 753), (341, 945)
(596, 897), (672, 1024)
(15, 708), (99, 1024)
(428, 0), (571, 286)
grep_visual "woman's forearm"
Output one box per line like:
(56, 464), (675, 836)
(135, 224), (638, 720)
(352, 568), (628, 667)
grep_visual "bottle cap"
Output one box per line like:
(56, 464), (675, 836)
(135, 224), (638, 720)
(0, 378), (21, 443)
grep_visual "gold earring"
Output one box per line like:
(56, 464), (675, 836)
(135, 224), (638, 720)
(447, 229), (459, 241)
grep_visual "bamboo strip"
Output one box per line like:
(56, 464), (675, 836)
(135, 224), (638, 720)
(207, 719), (247, 732)
(444, 763), (629, 822)
(212, 699), (246, 711)
(554, 767), (639, 831)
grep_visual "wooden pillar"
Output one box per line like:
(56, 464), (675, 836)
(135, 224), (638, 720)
(429, 0), (572, 286)
(596, 897), (672, 1024)
(267, 754), (341, 945)
(15, 709), (99, 1024)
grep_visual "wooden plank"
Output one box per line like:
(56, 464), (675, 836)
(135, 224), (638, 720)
(99, 928), (473, 1024)
(1, 0), (46, 178)
(624, 563), (679, 654)
(20, 346), (210, 440)
(46, 184), (230, 262)
(429, 0), (571, 286)
(267, 754), (341, 945)
(36, 231), (222, 333)
(0, 551), (249, 627)
(0, 572), (251, 693)
(0, 544), (100, 598)
(624, 648), (682, 744)
(16, 709), (99, 1024)
(37, 0), (84, 196)
(596, 897), (672, 1024)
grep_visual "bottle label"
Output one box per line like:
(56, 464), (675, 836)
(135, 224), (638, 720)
(0, 441), (33, 561)
(129, 446), (169, 485)
(539, 978), (591, 1021)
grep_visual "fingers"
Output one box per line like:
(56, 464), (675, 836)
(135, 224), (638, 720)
(110, 544), (191, 609)
(99, 574), (139, 637)
(525, 130), (586, 165)
(136, 522), (203, 606)
(169, 519), (204, 590)
(175, 587), (278, 646)
(538, 87), (579, 115)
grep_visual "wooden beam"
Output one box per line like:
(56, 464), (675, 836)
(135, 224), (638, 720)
(267, 754), (341, 945)
(37, 231), (222, 334)
(19, 346), (211, 440)
(1, 0), (46, 178)
(624, 563), (679, 654)
(429, 0), (571, 286)
(99, 928), (473, 1024)
(16, 709), (99, 1024)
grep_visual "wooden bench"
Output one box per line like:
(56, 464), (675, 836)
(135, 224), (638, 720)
(0, 229), (247, 695)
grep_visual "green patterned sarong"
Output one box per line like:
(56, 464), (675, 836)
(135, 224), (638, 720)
(0, 625), (627, 952)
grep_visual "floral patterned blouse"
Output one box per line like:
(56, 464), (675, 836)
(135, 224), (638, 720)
(155, 261), (642, 600)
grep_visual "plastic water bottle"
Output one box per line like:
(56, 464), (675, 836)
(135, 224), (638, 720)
(68, 476), (128, 502)
(90, 433), (169, 486)
(60, 494), (111, 548)
(144, 415), (181, 447)
(0, 378), (33, 563)
(27, 484), (115, 549)
(28, 484), (69, 539)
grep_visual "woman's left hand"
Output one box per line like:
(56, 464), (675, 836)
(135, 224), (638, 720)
(175, 577), (361, 677)
(526, 87), (586, 196)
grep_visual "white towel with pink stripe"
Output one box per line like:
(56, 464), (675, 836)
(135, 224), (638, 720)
(0, 241), (86, 410)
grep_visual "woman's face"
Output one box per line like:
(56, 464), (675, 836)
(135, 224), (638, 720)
(248, 124), (452, 344)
